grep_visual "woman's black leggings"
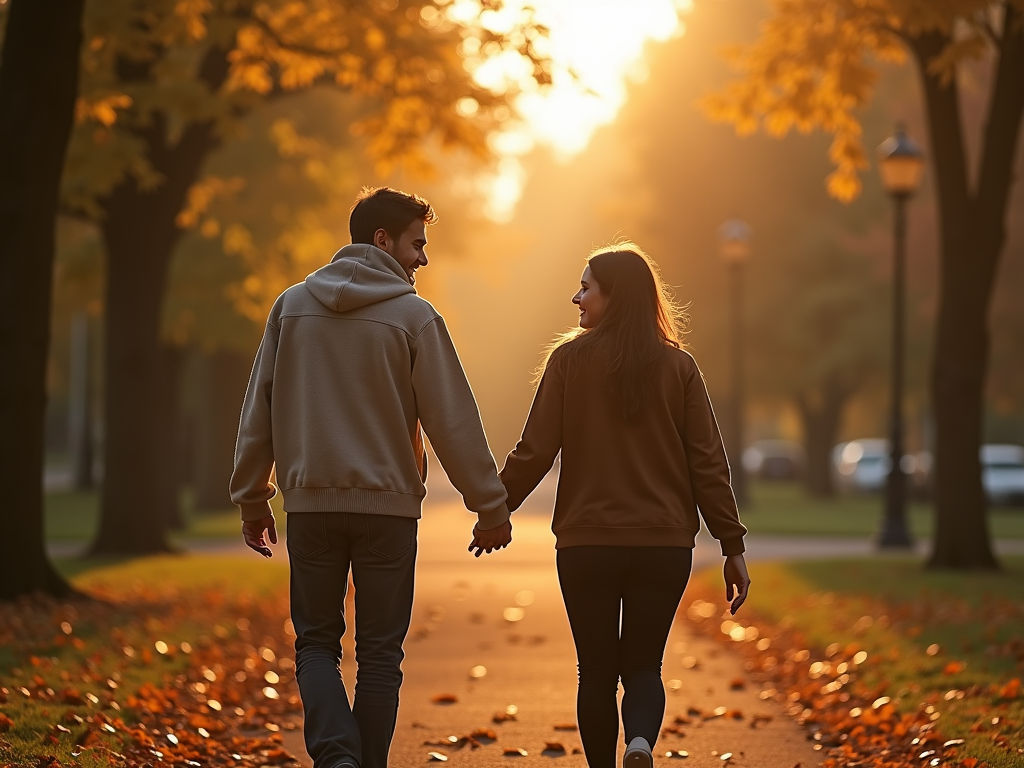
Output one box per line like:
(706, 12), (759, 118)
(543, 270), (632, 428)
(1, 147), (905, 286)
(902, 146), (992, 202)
(557, 545), (692, 768)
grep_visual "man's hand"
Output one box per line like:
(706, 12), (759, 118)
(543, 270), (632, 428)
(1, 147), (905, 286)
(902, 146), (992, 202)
(468, 520), (512, 558)
(724, 553), (750, 615)
(242, 514), (278, 558)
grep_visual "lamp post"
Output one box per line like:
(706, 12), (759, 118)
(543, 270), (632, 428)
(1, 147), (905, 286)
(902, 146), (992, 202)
(719, 219), (752, 507)
(876, 125), (925, 548)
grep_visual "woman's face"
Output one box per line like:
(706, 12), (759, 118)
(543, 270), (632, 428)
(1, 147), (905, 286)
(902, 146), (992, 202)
(572, 265), (608, 329)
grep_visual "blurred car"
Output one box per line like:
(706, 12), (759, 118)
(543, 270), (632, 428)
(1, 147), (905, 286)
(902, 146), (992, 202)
(742, 439), (806, 481)
(982, 444), (1024, 507)
(832, 438), (929, 495)
(833, 438), (889, 494)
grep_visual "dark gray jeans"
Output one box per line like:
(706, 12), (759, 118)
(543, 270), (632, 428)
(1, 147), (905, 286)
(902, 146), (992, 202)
(287, 512), (418, 768)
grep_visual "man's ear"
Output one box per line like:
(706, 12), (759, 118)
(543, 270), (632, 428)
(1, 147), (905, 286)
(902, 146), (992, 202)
(373, 228), (389, 251)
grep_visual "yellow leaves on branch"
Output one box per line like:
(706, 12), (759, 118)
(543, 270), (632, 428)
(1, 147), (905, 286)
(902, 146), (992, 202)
(75, 92), (133, 127)
(176, 176), (246, 229)
(702, 0), (1001, 201)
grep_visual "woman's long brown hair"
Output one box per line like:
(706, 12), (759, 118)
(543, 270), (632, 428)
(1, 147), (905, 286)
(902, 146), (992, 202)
(542, 242), (690, 418)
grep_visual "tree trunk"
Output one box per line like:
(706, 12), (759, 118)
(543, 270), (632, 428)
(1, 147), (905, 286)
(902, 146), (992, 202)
(193, 349), (251, 511)
(89, 46), (230, 554)
(0, 0), (86, 598)
(911, 17), (1024, 569)
(797, 378), (851, 498)
(89, 118), (220, 554)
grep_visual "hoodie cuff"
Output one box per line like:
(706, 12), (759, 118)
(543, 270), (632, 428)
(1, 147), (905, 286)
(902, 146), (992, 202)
(476, 503), (511, 531)
(719, 537), (745, 556)
(240, 501), (274, 522)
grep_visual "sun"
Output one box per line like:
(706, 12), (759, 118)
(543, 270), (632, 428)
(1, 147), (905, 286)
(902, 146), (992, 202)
(452, 0), (689, 221)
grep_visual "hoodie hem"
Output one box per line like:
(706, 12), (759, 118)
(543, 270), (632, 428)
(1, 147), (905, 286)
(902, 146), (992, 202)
(553, 525), (699, 549)
(282, 487), (424, 518)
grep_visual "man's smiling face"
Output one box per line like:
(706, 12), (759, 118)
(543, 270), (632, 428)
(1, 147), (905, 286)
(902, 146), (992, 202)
(376, 220), (428, 285)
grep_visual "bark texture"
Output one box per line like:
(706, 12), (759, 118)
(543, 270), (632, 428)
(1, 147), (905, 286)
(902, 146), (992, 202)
(911, 13), (1024, 569)
(0, 0), (86, 598)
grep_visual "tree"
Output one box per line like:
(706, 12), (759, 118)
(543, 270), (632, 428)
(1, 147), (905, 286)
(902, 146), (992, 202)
(0, 0), (86, 598)
(747, 235), (890, 496)
(703, 0), (1024, 568)
(61, 0), (549, 554)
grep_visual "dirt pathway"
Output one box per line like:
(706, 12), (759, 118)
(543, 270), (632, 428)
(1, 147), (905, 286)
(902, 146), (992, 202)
(281, 502), (818, 768)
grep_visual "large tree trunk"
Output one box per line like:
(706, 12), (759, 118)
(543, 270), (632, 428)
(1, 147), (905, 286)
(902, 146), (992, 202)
(193, 349), (251, 511)
(0, 0), (86, 598)
(89, 118), (220, 554)
(89, 45), (230, 554)
(911, 17), (1024, 569)
(797, 377), (851, 498)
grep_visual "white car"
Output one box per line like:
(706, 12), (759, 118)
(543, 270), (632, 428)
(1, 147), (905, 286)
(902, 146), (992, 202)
(832, 438), (928, 495)
(982, 444), (1024, 507)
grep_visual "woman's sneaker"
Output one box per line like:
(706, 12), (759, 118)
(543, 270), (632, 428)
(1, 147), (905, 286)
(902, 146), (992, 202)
(624, 736), (653, 768)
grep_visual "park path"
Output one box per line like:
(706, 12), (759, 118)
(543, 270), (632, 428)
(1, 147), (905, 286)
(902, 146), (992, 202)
(273, 476), (820, 768)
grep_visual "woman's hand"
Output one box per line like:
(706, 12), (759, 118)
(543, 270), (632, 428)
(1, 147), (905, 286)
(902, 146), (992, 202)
(723, 554), (750, 614)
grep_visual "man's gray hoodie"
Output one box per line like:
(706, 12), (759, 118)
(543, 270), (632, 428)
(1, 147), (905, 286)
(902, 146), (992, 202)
(229, 243), (510, 529)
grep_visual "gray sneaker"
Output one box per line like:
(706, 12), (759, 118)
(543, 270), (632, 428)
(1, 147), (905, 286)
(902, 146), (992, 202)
(624, 736), (653, 768)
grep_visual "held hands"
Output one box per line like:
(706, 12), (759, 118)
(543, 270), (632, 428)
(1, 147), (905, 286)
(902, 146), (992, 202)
(242, 514), (278, 558)
(724, 553), (751, 615)
(468, 520), (512, 558)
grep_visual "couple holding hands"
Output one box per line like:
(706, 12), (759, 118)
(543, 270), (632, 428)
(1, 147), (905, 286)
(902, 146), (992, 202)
(230, 186), (750, 768)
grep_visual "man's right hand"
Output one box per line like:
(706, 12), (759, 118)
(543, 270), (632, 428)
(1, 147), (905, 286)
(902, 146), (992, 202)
(468, 520), (512, 558)
(242, 514), (278, 558)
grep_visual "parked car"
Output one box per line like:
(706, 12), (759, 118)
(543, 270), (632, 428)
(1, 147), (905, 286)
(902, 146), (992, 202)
(742, 439), (806, 481)
(982, 444), (1024, 507)
(832, 438), (930, 496)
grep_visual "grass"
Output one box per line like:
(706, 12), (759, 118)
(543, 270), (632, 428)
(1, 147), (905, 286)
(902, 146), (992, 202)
(742, 481), (1024, 539)
(687, 556), (1024, 767)
(0, 555), (291, 768)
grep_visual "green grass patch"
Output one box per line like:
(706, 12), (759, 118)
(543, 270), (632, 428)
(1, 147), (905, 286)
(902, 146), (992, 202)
(688, 556), (1024, 767)
(743, 482), (1024, 539)
(0, 555), (291, 768)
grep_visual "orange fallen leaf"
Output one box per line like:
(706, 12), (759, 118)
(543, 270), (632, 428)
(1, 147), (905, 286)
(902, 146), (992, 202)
(998, 678), (1020, 699)
(943, 661), (966, 675)
(543, 742), (566, 753)
(553, 723), (578, 731)
(729, 677), (745, 690)
(0, 713), (13, 732)
(492, 712), (517, 723)
(503, 747), (528, 756)
(427, 751), (448, 762)
(431, 693), (458, 704)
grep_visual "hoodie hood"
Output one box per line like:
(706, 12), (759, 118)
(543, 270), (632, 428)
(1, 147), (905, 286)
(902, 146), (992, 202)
(305, 243), (415, 312)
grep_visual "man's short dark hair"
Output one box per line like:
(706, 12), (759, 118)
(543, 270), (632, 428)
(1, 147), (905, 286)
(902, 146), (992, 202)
(349, 186), (437, 244)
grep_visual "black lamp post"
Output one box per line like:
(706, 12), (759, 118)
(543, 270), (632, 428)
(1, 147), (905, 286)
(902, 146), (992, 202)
(719, 219), (752, 507)
(876, 125), (925, 548)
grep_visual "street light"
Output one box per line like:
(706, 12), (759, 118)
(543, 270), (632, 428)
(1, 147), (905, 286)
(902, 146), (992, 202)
(876, 125), (925, 548)
(719, 219), (752, 507)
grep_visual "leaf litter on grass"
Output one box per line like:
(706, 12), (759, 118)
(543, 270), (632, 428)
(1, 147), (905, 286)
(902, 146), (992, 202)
(0, 572), (304, 768)
(681, 566), (1024, 768)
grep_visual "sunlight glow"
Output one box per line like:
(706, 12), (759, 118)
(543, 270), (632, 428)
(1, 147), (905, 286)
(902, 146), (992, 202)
(461, 0), (689, 221)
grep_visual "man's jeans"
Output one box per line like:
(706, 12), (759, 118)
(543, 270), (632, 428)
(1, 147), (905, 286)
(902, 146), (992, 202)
(287, 512), (418, 768)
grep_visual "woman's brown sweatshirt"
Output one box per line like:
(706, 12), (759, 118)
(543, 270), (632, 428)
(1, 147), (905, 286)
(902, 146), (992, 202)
(499, 341), (746, 554)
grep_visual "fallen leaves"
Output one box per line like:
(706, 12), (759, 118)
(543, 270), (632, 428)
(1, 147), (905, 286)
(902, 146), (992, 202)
(998, 678), (1020, 700)
(431, 692), (458, 704)
(502, 747), (529, 756)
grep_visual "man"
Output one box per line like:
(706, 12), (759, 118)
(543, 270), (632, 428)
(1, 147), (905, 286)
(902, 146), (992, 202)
(230, 186), (512, 768)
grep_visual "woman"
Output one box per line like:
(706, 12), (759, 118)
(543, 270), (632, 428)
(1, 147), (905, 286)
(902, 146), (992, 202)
(494, 243), (750, 768)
